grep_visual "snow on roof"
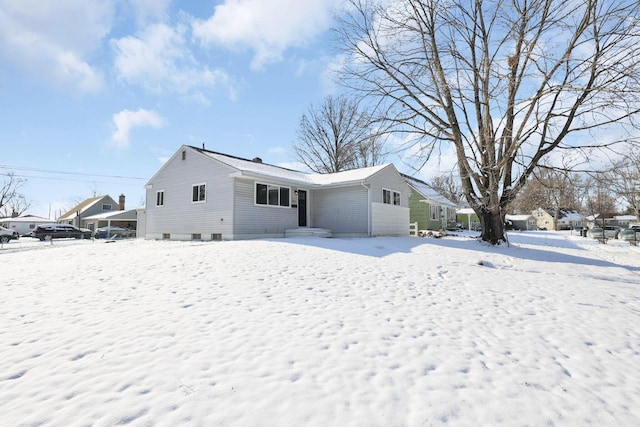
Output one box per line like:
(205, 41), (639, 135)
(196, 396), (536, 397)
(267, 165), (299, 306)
(58, 196), (109, 220)
(193, 146), (391, 186)
(0, 215), (50, 223)
(401, 174), (457, 207)
(505, 214), (534, 221)
(82, 209), (138, 221)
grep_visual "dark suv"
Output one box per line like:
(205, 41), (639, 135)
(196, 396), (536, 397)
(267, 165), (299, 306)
(30, 224), (93, 241)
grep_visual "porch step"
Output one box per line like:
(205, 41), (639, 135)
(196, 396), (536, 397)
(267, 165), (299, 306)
(285, 228), (332, 238)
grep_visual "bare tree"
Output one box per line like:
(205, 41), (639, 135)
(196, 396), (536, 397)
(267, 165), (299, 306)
(605, 153), (640, 220)
(294, 95), (386, 173)
(336, 0), (640, 244)
(429, 173), (464, 206)
(512, 167), (583, 225)
(0, 171), (30, 217)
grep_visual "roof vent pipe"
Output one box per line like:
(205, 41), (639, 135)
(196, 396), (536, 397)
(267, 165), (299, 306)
(252, 157), (263, 163)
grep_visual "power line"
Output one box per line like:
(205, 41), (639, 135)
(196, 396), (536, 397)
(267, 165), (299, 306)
(0, 172), (144, 186)
(0, 164), (147, 180)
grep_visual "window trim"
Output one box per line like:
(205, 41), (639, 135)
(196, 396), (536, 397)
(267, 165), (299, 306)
(255, 182), (291, 208)
(430, 204), (439, 220)
(383, 188), (401, 206)
(192, 183), (206, 203)
(156, 190), (165, 207)
(383, 188), (391, 204)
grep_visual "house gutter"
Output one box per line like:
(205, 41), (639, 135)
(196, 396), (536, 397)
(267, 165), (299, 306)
(361, 181), (371, 236)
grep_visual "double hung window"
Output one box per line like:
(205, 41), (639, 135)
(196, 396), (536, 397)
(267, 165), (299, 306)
(192, 184), (206, 203)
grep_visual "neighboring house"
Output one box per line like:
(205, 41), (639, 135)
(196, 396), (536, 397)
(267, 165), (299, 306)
(0, 215), (51, 236)
(456, 208), (481, 231)
(144, 145), (410, 241)
(532, 208), (584, 230)
(57, 195), (122, 229)
(82, 207), (138, 233)
(586, 213), (635, 229)
(402, 174), (457, 231)
(505, 214), (537, 231)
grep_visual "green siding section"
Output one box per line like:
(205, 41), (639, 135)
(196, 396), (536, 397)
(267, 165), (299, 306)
(408, 187), (442, 230)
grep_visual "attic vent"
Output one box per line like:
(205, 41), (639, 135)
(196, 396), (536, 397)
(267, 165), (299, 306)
(252, 157), (262, 163)
(182, 150), (186, 160)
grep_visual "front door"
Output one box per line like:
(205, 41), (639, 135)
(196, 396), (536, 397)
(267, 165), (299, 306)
(297, 190), (307, 227)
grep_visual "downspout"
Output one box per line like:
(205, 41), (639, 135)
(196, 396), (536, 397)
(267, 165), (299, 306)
(361, 181), (371, 236)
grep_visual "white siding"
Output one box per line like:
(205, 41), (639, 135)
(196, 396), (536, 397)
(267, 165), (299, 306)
(367, 164), (410, 236)
(313, 186), (369, 236)
(145, 148), (235, 240)
(372, 203), (410, 236)
(231, 178), (298, 239)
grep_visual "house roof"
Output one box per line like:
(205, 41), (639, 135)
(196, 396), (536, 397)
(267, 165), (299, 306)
(506, 214), (535, 221)
(169, 145), (394, 187)
(0, 215), (50, 223)
(82, 209), (138, 222)
(401, 174), (457, 207)
(57, 196), (108, 220)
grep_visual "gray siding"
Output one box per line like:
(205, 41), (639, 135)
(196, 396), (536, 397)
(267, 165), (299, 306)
(231, 178), (298, 239)
(313, 186), (369, 235)
(367, 165), (410, 207)
(145, 148), (235, 240)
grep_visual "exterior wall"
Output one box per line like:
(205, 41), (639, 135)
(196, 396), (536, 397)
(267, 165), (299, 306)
(372, 203), (410, 236)
(136, 208), (146, 238)
(312, 185), (369, 236)
(231, 178), (299, 239)
(145, 148), (235, 240)
(408, 187), (443, 230)
(0, 217), (51, 236)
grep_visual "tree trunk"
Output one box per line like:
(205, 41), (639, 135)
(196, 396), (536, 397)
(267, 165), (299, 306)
(478, 208), (506, 245)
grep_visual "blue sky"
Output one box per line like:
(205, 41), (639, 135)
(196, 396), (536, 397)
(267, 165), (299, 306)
(3, 0), (410, 218)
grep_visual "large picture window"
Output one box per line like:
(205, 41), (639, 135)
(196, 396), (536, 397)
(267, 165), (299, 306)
(256, 183), (290, 207)
(192, 183), (206, 203)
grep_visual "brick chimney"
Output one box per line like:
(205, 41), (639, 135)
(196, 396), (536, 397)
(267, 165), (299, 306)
(119, 194), (125, 210)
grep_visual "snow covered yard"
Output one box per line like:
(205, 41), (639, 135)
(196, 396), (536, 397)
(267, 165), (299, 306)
(2, 232), (640, 426)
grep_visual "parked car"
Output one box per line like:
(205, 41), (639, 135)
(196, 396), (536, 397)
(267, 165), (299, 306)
(95, 226), (135, 239)
(0, 225), (20, 243)
(30, 224), (93, 241)
(618, 228), (640, 242)
(588, 226), (621, 240)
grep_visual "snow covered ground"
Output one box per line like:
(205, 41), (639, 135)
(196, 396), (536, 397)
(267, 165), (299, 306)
(2, 231), (640, 426)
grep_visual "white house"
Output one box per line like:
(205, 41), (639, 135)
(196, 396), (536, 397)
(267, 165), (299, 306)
(143, 145), (411, 241)
(0, 215), (51, 236)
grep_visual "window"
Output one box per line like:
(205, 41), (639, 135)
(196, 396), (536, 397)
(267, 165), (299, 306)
(256, 183), (290, 207)
(383, 189), (391, 204)
(102, 204), (112, 210)
(430, 205), (439, 220)
(156, 190), (164, 207)
(383, 189), (401, 206)
(393, 191), (401, 206)
(192, 184), (206, 203)
(191, 233), (201, 240)
(162, 233), (170, 240)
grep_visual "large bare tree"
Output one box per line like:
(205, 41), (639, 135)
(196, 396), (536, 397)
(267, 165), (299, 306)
(336, 0), (640, 243)
(294, 95), (386, 173)
(0, 171), (30, 217)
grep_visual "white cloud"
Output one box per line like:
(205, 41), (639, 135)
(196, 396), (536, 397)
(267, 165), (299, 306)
(111, 108), (166, 149)
(0, 0), (112, 93)
(112, 23), (233, 103)
(192, 0), (341, 70)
